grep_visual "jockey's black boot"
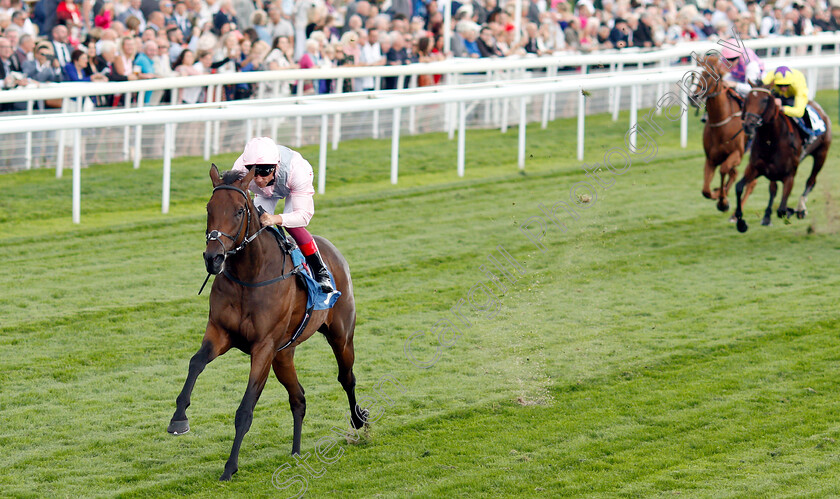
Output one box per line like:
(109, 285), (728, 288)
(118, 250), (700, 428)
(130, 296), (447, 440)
(305, 250), (335, 293)
(800, 133), (818, 162)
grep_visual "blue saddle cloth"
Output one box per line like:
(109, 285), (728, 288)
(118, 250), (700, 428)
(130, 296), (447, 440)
(270, 227), (341, 311)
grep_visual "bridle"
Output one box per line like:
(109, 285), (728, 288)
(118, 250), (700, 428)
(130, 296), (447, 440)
(205, 184), (267, 258)
(199, 183), (301, 296)
(743, 87), (775, 129)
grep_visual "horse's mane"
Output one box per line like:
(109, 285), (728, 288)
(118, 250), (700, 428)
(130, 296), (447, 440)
(221, 170), (246, 185)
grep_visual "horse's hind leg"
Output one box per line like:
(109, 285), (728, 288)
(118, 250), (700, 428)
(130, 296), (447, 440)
(169, 322), (230, 435)
(325, 329), (367, 430)
(272, 350), (306, 456)
(762, 181), (777, 226)
(220, 343), (275, 481)
(797, 145), (828, 219)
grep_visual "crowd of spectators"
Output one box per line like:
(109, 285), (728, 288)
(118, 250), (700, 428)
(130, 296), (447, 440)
(1, 0), (840, 111)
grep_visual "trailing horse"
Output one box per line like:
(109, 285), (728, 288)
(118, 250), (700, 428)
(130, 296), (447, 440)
(692, 53), (756, 213)
(733, 86), (831, 233)
(167, 165), (367, 481)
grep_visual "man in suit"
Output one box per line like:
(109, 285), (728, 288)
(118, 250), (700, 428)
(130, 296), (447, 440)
(51, 24), (72, 69)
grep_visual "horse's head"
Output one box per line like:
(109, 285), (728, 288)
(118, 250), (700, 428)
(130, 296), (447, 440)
(204, 164), (256, 275)
(690, 52), (725, 107)
(742, 83), (775, 138)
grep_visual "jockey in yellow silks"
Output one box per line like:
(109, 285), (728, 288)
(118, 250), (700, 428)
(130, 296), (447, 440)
(761, 66), (825, 150)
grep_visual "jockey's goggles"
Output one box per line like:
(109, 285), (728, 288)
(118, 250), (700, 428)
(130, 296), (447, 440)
(252, 164), (276, 177)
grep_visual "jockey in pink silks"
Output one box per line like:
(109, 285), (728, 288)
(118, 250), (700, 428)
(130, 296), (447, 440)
(719, 41), (765, 97)
(232, 137), (334, 293)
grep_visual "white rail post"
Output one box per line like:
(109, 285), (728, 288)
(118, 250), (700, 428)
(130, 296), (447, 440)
(577, 89), (585, 161)
(171, 83), (179, 140)
(296, 78), (304, 147)
(408, 74), (417, 135)
(518, 97), (526, 169)
(56, 98), (66, 178)
(246, 119), (253, 146)
(612, 63), (623, 121)
(72, 111), (82, 224)
(680, 90), (688, 148)
(204, 84), (213, 161)
(629, 84), (638, 150)
(133, 94), (144, 169)
(372, 76), (381, 139)
(484, 71), (493, 124)
(318, 114), (328, 194)
(501, 71), (510, 133)
(656, 60), (666, 115)
(25, 100), (33, 169)
(391, 106), (401, 184)
(332, 78), (343, 150)
(162, 123), (172, 214)
(213, 85), (222, 155)
(448, 73), (458, 140)
(541, 69), (551, 129)
(608, 62), (616, 114)
(457, 101), (466, 177)
(71, 97), (83, 177)
(443, 72), (452, 135)
(123, 92), (131, 160)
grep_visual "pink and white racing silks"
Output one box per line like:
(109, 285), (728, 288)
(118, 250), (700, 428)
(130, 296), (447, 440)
(231, 138), (316, 228)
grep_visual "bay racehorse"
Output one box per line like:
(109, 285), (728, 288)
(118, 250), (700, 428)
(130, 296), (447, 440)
(734, 85), (831, 233)
(692, 52), (756, 213)
(167, 165), (367, 480)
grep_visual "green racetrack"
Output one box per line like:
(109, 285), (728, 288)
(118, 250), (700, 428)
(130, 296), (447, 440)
(1, 91), (839, 497)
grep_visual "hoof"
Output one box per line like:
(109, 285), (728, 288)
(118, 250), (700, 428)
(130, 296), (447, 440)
(761, 217), (771, 226)
(728, 214), (737, 223)
(736, 219), (748, 233)
(352, 406), (369, 429)
(167, 419), (190, 435)
(717, 199), (730, 212)
(777, 208), (795, 219)
(796, 210), (807, 219)
(220, 467), (237, 481)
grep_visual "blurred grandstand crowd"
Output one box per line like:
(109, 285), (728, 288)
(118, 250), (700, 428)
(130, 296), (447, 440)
(1, 0), (840, 110)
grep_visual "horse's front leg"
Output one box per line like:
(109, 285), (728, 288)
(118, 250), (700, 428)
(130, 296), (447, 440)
(702, 157), (718, 199)
(735, 164), (759, 233)
(220, 341), (275, 481)
(169, 322), (230, 435)
(777, 175), (796, 219)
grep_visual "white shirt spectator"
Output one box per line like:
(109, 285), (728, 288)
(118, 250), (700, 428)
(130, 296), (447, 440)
(358, 41), (382, 90)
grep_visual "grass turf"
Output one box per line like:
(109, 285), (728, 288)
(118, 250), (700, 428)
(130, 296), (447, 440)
(1, 91), (840, 498)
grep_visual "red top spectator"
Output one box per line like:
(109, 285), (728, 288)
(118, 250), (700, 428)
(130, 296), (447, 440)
(56, 0), (83, 27)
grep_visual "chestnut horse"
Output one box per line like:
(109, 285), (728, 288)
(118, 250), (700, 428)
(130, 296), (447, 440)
(693, 53), (756, 213)
(734, 86), (831, 233)
(167, 165), (367, 480)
